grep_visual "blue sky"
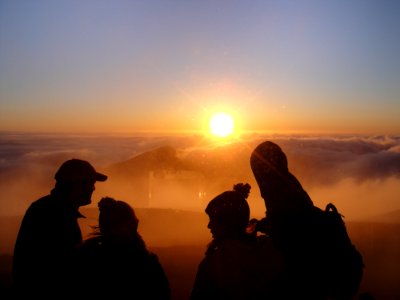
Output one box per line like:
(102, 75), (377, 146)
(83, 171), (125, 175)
(1, 0), (399, 134)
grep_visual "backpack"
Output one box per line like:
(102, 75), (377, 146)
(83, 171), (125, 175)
(253, 203), (364, 299)
(318, 203), (364, 300)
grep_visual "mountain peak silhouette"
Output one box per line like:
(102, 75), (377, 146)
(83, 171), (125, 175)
(108, 146), (183, 178)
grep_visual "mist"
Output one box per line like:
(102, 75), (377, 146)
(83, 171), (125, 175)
(2, 133), (399, 216)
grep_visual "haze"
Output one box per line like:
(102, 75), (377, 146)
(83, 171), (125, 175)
(1, 132), (399, 220)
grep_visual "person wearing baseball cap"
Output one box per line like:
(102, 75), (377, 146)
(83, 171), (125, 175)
(12, 158), (108, 296)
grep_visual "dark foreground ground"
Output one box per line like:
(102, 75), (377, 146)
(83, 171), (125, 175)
(1, 209), (400, 299)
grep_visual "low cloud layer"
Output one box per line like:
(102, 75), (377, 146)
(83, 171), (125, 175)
(0, 133), (399, 220)
(266, 135), (400, 185)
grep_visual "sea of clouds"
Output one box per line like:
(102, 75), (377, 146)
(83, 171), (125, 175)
(0, 132), (399, 220)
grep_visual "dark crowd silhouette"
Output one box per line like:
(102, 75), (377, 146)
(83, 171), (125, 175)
(9, 141), (368, 299)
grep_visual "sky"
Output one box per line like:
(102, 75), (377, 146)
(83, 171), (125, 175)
(1, 0), (399, 135)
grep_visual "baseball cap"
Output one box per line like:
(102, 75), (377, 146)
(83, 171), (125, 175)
(54, 159), (108, 182)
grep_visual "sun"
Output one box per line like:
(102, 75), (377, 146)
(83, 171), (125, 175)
(209, 112), (234, 137)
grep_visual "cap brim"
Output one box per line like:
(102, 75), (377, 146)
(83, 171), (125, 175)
(95, 172), (108, 182)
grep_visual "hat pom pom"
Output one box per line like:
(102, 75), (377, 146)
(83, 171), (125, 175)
(233, 183), (251, 199)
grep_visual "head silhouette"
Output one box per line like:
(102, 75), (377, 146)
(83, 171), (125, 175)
(251, 141), (288, 174)
(55, 159), (107, 182)
(54, 159), (108, 207)
(250, 141), (289, 197)
(206, 183), (251, 239)
(250, 141), (312, 213)
(98, 197), (139, 241)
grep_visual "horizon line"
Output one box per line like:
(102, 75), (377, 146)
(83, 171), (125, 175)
(1, 129), (398, 138)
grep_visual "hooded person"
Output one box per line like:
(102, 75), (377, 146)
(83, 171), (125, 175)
(12, 159), (107, 296)
(191, 183), (285, 300)
(250, 141), (313, 216)
(250, 141), (363, 300)
(250, 141), (314, 247)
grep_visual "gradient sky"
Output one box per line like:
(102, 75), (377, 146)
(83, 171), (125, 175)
(1, 0), (399, 134)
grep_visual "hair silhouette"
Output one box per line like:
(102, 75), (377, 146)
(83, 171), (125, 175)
(74, 196), (171, 299)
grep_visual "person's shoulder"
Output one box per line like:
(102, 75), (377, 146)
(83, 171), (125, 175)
(24, 194), (53, 216)
(222, 237), (256, 250)
(28, 194), (53, 208)
(204, 240), (225, 258)
(206, 238), (254, 261)
(145, 251), (169, 274)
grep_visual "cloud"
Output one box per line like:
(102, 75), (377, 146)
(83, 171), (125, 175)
(0, 133), (399, 219)
(262, 135), (400, 186)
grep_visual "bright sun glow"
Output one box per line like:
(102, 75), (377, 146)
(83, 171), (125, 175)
(209, 112), (234, 137)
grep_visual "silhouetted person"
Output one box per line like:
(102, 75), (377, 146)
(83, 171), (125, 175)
(74, 197), (171, 299)
(250, 141), (363, 299)
(191, 183), (285, 300)
(12, 159), (107, 296)
(358, 292), (376, 300)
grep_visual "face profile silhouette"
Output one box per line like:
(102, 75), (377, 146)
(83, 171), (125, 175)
(54, 159), (108, 207)
(205, 183), (251, 240)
